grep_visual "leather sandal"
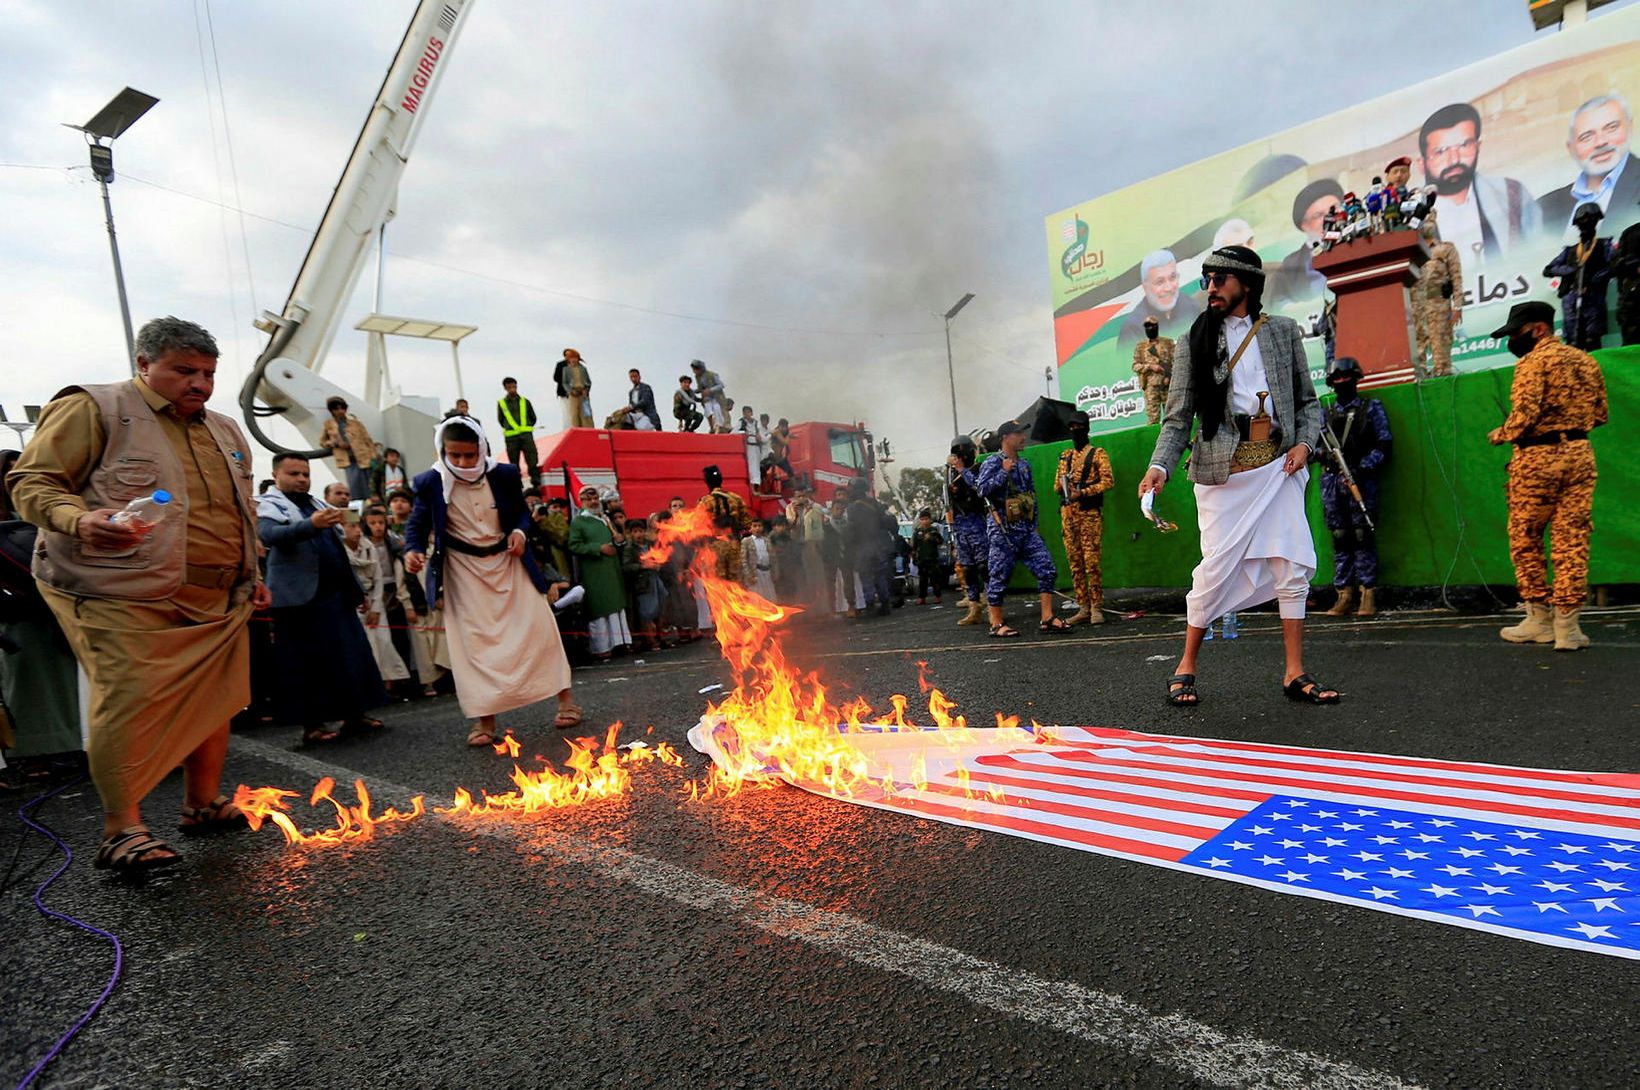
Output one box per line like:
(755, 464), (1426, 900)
(179, 796), (251, 836)
(1166, 674), (1199, 707)
(96, 827), (182, 875)
(1283, 673), (1341, 704)
(553, 704), (585, 729)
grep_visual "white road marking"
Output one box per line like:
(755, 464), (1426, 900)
(234, 736), (1420, 1090)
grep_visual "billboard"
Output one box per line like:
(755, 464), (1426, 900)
(1047, 9), (1640, 428)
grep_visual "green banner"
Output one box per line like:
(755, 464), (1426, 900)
(998, 346), (1637, 592)
(1046, 10), (1640, 430)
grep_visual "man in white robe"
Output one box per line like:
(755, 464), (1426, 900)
(1139, 245), (1339, 707)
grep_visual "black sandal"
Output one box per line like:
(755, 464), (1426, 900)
(95, 827), (182, 875)
(1283, 673), (1341, 704)
(179, 796), (252, 836)
(1039, 617), (1071, 633)
(340, 716), (385, 737)
(302, 727), (340, 746)
(1166, 674), (1199, 707)
(989, 624), (1020, 638)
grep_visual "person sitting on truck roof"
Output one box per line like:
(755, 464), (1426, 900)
(627, 369), (661, 431)
(673, 376), (704, 433)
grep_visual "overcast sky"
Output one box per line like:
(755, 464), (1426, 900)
(1, 0), (1625, 473)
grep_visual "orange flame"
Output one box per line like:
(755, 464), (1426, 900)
(232, 777), (426, 847)
(236, 504), (1017, 850)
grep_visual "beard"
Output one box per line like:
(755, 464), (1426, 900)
(1433, 162), (1474, 197)
(1575, 141), (1627, 178)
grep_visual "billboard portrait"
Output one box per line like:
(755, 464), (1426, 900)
(1047, 9), (1640, 429)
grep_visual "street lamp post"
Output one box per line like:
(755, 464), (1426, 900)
(66, 87), (159, 375)
(943, 292), (974, 438)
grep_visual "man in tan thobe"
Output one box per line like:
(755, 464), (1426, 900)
(7, 317), (269, 876)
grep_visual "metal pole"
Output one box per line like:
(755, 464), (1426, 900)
(98, 174), (136, 373)
(373, 224), (386, 312)
(944, 317), (959, 437)
(451, 340), (467, 400)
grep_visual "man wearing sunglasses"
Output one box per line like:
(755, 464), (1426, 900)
(1138, 245), (1337, 708)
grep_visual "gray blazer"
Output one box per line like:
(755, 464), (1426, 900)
(1148, 312), (1321, 486)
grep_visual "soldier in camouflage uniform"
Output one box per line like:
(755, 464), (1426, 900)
(1487, 302), (1608, 652)
(977, 420), (1067, 637)
(1412, 212), (1463, 377)
(697, 464), (749, 581)
(946, 436), (989, 626)
(1131, 316), (1175, 424)
(1054, 412), (1113, 625)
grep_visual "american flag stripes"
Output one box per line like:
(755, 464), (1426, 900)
(692, 722), (1640, 959)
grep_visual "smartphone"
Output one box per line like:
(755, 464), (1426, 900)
(342, 504), (363, 526)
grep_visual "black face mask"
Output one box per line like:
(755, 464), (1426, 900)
(1331, 380), (1359, 402)
(1507, 331), (1538, 359)
(1069, 427), (1089, 448)
(1144, 325), (1159, 340)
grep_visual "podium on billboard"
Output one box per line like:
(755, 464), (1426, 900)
(1311, 231), (1430, 389)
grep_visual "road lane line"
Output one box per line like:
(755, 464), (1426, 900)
(233, 736), (1421, 1090)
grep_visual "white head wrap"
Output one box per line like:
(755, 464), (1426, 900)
(432, 414), (498, 501)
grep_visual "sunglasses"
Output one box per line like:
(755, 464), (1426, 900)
(1199, 272), (1234, 289)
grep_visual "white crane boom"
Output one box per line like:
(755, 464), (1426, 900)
(240, 0), (476, 471)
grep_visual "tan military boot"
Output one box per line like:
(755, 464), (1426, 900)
(1553, 608), (1591, 652)
(1356, 587), (1378, 618)
(957, 599), (985, 626)
(1065, 607), (1091, 626)
(1325, 587), (1356, 616)
(1500, 602), (1555, 644)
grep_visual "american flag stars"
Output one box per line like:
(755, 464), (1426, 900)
(1181, 796), (1639, 956)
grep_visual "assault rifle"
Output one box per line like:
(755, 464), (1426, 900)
(1317, 425), (1375, 531)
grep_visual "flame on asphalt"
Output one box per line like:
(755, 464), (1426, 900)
(236, 504), (1009, 847)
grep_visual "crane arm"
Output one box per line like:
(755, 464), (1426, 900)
(240, 0), (476, 457)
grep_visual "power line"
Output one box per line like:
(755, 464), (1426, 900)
(108, 171), (946, 339)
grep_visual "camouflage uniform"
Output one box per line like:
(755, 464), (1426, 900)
(1498, 337), (1608, 610)
(947, 466), (989, 603)
(1412, 238), (1462, 377)
(1055, 444), (1113, 612)
(1131, 337), (1175, 424)
(698, 488), (750, 580)
(976, 456), (1057, 605)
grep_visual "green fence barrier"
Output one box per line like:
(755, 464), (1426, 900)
(993, 345), (1638, 591)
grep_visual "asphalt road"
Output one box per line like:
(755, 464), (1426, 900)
(3, 597), (1636, 1089)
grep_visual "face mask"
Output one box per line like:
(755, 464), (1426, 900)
(1507, 332), (1537, 359)
(443, 457), (484, 483)
(1332, 381), (1358, 401)
(1144, 325), (1159, 340)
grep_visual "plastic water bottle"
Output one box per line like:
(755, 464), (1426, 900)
(110, 490), (172, 532)
(1221, 611), (1240, 640)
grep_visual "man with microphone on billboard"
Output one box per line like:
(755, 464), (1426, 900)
(1137, 245), (1338, 708)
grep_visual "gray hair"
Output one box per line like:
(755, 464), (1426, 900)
(135, 316), (219, 361)
(1139, 250), (1177, 280)
(1569, 93), (1631, 141)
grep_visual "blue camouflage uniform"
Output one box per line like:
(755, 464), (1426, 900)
(948, 466), (989, 601)
(1321, 394), (1391, 588)
(976, 455), (1058, 605)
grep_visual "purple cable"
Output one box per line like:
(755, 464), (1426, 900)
(13, 775), (124, 1090)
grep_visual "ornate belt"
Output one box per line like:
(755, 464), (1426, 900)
(1230, 440), (1280, 471)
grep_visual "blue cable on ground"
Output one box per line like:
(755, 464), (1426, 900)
(12, 775), (124, 1090)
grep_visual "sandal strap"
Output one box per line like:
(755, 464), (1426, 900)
(100, 828), (172, 863)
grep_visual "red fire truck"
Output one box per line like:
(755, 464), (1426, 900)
(532, 421), (876, 519)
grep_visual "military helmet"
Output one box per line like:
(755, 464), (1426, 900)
(950, 434), (978, 464)
(1571, 202), (1604, 228)
(1326, 356), (1363, 386)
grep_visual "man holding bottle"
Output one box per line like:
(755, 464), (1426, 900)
(7, 316), (270, 877)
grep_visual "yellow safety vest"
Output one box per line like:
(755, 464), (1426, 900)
(498, 396), (532, 437)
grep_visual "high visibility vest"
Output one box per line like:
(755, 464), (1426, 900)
(498, 396), (532, 437)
